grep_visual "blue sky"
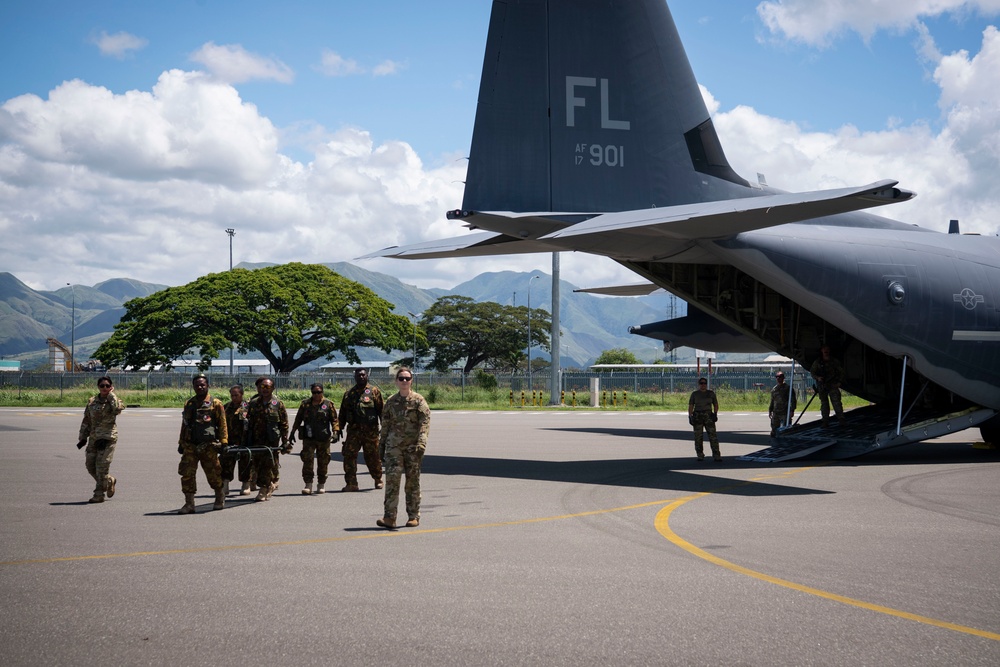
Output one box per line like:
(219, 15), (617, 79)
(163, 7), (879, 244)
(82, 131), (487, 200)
(2, 0), (999, 293)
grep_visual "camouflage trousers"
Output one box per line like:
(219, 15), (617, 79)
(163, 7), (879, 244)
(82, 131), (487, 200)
(219, 449), (255, 483)
(691, 411), (720, 458)
(770, 406), (791, 436)
(85, 437), (117, 496)
(382, 446), (423, 522)
(343, 426), (382, 486)
(178, 444), (223, 495)
(300, 438), (331, 484)
(253, 448), (282, 490)
(818, 387), (844, 422)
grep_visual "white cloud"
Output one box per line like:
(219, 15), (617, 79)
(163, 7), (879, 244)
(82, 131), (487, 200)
(189, 42), (294, 84)
(757, 0), (1000, 46)
(92, 30), (148, 59)
(317, 49), (364, 76)
(373, 59), (403, 76)
(706, 19), (1000, 235)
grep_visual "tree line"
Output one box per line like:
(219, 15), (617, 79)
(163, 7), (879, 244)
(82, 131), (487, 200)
(95, 263), (552, 374)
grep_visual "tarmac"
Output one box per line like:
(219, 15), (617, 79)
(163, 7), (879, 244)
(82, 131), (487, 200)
(1, 406), (999, 666)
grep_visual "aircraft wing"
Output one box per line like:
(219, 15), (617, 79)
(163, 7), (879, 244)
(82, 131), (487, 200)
(540, 180), (914, 247)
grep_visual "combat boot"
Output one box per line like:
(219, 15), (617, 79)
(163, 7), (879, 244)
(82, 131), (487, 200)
(342, 483), (360, 492)
(376, 517), (397, 530)
(178, 493), (196, 514)
(221, 478), (232, 496)
(405, 518), (420, 527)
(302, 481), (312, 495)
(105, 475), (117, 498)
(88, 491), (104, 504)
(213, 486), (225, 510)
(374, 478), (384, 489)
(255, 485), (268, 502)
(265, 482), (276, 500)
(316, 482), (326, 494)
(240, 481), (252, 495)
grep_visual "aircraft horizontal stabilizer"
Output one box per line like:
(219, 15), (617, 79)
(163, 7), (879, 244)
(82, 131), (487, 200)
(575, 283), (662, 297)
(541, 180), (914, 243)
(356, 230), (557, 260)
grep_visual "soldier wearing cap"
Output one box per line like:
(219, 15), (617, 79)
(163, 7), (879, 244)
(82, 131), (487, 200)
(177, 373), (227, 514)
(687, 377), (721, 462)
(77, 376), (125, 503)
(245, 377), (289, 501)
(768, 371), (797, 437)
(338, 368), (384, 492)
(289, 383), (339, 495)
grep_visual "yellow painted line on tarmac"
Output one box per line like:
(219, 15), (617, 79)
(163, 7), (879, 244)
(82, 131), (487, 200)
(0, 498), (671, 567)
(654, 472), (1000, 642)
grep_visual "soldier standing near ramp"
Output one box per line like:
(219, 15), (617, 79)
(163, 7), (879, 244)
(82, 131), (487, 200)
(768, 371), (797, 437)
(688, 377), (721, 462)
(338, 368), (384, 492)
(77, 376), (124, 503)
(246, 378), (289, 502)
(289, 383), (339, 495)
(810, 345), (846, 428)
(377, 367), (430, 530)
(177, 373), (228, 514)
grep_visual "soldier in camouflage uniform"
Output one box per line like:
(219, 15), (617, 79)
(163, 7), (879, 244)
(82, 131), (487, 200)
(688, 377), (721, 462)
(221, 384), (255, 496)
(768, 371), (797, 437)
(338, 368), (384, 492)
(810, 345), (845, 428)
(377, 367), (431, 530)
(290, 383), (339, 495)
(77, 376), (125, 503)
(177, 374), (228, 514)
(246, 377), (289, 502)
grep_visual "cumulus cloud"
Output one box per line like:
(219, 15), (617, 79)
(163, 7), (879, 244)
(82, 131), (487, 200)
(92, 30), (148, 58)
(708, 17), (1000, 235)
(316, 49), (364, 76)
(757, 0), (1000, 46)
(189, 42), (294, 83)
(373, 59), (403, 76)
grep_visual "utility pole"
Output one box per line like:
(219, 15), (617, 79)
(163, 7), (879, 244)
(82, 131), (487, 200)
(226, 228), (235, 374)
(408, 311), (421, 386)
(527, 274), (539, 392)
(67, 283), (75, 372)
(549, 253), (561, 404)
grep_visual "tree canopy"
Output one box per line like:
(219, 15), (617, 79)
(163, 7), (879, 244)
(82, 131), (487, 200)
(594, 347), (643, 365)
(94, 263), (412, 373)
(419, 295), (550, 374)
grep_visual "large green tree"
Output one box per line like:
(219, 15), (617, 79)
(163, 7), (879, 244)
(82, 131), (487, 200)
(95, 263), (412, 373)
(594, 347), (643, 365)
(420, 295), (550, 373)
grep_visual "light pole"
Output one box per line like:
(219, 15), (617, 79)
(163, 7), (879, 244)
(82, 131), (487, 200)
(407, 311), (421, 379)
(67, 283), (75, 372)
(527, 274), (539, 391)
(225, 228), (235, 374)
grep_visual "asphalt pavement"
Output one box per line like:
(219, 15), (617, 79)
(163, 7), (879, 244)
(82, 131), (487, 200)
(1, 406), (998, 666)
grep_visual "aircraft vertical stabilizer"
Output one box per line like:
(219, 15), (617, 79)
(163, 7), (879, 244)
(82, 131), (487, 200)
(463, 0), (748, 215)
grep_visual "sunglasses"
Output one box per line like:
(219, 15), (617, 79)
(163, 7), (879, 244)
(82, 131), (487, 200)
(98, 383), (111, 388)
(396, 376), (412, 382)
(698, 382), (707, 385)
(311, 390), (323, 394)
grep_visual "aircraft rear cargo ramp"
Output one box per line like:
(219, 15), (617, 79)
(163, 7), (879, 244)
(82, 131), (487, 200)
(738, 404), (996, 462)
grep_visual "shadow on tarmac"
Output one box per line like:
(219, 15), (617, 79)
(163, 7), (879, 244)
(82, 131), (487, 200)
(423, 454), (831, 497)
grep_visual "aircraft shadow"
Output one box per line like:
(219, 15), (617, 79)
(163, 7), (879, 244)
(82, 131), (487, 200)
(422, 454), (830, 497)
(542, 426), (772, 447)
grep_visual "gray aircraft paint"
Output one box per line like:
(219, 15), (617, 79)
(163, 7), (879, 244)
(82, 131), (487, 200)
(362, 0), (1000, 442)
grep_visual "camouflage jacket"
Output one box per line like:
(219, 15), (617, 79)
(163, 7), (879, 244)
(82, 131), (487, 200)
(379, 391), (430, 452)
(810, 357), (845, 389)
(225, 399), (250, 448)
(688, 389), (718, 414)
(292, 397), (339, 441)
(339, 383), (383, 431)
(769, 383), (797, 415)
(179, 394), (228, 447)
(79, 391), (125, 442)
(246, 395), (289, 447)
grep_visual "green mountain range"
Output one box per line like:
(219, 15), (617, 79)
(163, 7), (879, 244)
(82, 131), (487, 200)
(0, 263), (686, 369)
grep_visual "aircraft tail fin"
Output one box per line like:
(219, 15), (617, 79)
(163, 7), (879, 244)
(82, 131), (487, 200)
(463, 0), (748, 215)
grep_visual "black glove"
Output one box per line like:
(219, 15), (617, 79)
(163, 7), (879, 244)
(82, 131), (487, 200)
(332, 430), (341, 444)
(76, 439), (87, 449)
(711, 413), (718, 423)
(687, 415), (694, 426)
(177, 444), (184, 455)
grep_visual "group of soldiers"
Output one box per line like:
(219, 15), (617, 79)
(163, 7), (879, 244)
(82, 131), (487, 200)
(685, 344), (847, 460)
(78, 367), (432, 529)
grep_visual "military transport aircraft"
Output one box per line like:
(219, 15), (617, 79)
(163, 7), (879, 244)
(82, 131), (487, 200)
(362, 0), (1000, 460)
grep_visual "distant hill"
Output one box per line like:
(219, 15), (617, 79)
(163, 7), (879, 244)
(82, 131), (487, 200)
(0, 264), (691, 368)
